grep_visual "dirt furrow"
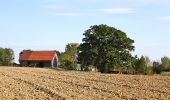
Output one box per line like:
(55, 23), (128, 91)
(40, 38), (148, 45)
(0, 67), (170, 100)
(7, 69), (170, 99)
(2, 70), (121, 100)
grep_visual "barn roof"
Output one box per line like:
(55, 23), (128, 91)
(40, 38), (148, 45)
(19, 50), (56, 61)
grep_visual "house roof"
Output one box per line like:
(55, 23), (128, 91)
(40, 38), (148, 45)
(19, 50), (56, 61)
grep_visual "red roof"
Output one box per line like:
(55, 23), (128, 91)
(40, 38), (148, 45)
(19, 50), (56, 61)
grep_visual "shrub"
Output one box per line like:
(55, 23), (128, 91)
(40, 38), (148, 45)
(84, 66), (91, 71)
(153, 66), (162, 74)
(145, 67), (154, 75)
(100, 66), (107, 73)
(62, 60), (77, 70)
(161, 72), (170, 76)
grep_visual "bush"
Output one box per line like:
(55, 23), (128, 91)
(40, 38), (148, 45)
(61, 60), (77, 70)
(161, 72), (170, 76)
(0, 48), (14, 66)
(100, 66), (113, 73)
(153, 66), (162, 74)
(100, 66), (108, 73)
(69, 63), (77, 70)
(84, 66), (91, 71)
(144, 67), (154, 75)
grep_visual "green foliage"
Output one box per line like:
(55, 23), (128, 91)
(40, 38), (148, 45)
(59, 52), (75, 70)
(65, 43), (79, 62)
(63, 60), (77, 70)
(60, 52), (73, 63)
(160, 56), (170, 69)
(145, 67), (154, 75)
(134, 56), (147, 74)
(59, 43), (79, 70)
(134, 56), (154, 75)
(145, 56), (152, 67)
(84, 66), (91, 71)
(0, 48), (14, 66)
(151, 57), (170, 74)
(152, 61), (162, 74)
(161, 72), (170, 76)
(100, 66), (109, 73)
(78, 24), (135, 73)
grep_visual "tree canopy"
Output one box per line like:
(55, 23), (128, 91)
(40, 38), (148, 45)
(134, 56), (147, 74)
(161, 56), (170, 69)
(58, 43), (79, 70)
(65, 43), (79, 62)
(0, 48), (14, 66)
(78, 24), (135, 72)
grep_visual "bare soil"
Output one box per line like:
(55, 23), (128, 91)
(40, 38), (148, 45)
(0, 67), (170, 100)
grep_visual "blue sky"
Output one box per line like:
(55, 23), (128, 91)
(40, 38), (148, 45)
(0, 0), (170, 63)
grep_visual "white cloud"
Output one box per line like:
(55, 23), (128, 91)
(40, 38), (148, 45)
(98, 8), (135, 14)
(56, 12), (84, 16)
(55, 12), (93, 16)
(42, 5), (63, 9)
(160, 16), (170, 20)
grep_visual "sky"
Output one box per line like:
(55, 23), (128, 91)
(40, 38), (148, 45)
(0, 0), (170, 63)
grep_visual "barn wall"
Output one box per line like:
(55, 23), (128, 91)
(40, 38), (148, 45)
(20, 61), (51, 67)
(51, 53), (59, 67)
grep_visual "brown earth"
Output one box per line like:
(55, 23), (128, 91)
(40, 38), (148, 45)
(0, 67), (170, 100)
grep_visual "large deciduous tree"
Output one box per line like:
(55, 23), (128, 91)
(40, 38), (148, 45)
(78, 24), (135, 72)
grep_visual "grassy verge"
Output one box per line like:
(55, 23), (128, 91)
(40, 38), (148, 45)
(161, 72), (170, 76)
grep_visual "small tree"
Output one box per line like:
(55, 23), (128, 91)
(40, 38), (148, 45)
(65, 43), (79, 63)
(0, 48), (3, 65)
(134, 56), (147, 74)
(59, 52), (76, 70)
(145, 56), (152, 67)
(0, 48), (14, 66)
(153, 61), (161, 74)
(160, 56), (170, 70)
(58, 43), (79, 70)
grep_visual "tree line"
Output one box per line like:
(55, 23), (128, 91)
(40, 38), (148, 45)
(58, 24), (170, 75)
(1, 24), (170, 75)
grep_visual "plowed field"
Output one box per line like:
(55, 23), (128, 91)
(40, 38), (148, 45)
(0, 67), (170, 100)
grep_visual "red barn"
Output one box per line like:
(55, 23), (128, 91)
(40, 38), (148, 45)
(19, 50), (59, 67)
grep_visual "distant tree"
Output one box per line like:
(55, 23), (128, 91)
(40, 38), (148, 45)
(0, 48), (14, 66)
(134, 56), (147, 74)
(160, 56), (170, 70)
(134, 56), (155, 75)
(144, 56), (152, 67)
(0, 48), (3, 65)
(78, 24), (135, 73)
(65, 43), (79, 62)
(60, 52), (73, 63)
(153, 61), (162, 74)
(153, 61), (160, 68)
(59, 52), (76, 70)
